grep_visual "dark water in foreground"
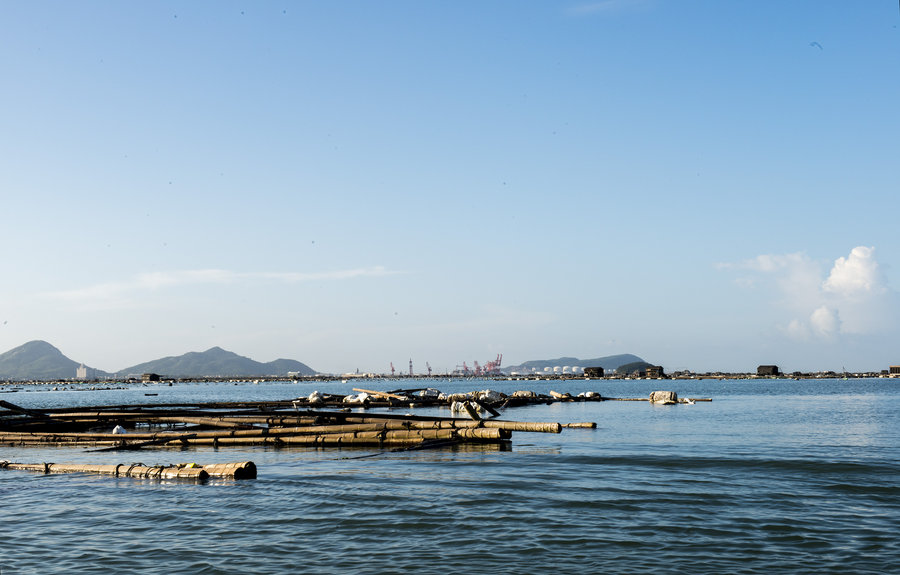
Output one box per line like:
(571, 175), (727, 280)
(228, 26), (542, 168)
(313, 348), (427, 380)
(2, 378), (899, 574)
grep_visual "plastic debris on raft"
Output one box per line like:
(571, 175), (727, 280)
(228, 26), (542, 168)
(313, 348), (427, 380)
(415, 388), (441, 399)
(112, 425), (127, 434)
(307, 391), (324, 404)
(475, 390), (505, 402)
(343, 392), (370, 404)
(450, 400), (485, 415)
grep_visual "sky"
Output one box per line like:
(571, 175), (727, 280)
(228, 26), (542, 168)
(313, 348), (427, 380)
(1, 1), (899, 375)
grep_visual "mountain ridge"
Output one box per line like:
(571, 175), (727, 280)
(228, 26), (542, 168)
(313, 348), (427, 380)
(1, 340), (647, 380)
(0, 340), (316, 380)
(0, 340), (110, 380)
(119, 346), (317, 378)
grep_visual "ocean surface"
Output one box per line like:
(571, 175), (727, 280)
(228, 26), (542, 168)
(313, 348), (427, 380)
(2, 378), (898, 574)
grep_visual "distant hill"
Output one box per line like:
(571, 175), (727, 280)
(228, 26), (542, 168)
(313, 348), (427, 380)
(504, 354), (646, 374)
(0, 340), (109, 380)
(117, 346), (317, 378)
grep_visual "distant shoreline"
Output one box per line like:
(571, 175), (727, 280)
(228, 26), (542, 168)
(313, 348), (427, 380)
(1, 371), (897, 386)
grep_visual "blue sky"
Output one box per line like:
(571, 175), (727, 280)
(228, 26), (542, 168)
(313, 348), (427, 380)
(2, 1), (898, 374)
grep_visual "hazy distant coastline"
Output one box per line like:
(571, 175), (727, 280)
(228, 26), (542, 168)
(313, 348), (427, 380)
(1, 370), (896, 387)
(1, 340), (896, 383)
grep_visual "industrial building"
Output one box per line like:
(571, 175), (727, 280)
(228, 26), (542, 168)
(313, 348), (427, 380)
(757, 365), (780, 376)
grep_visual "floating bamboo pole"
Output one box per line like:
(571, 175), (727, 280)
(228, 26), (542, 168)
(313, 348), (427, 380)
(170, 426), (506, 446)
(0, 425), (511, 448)
(19, 409), (566, 436)
(0, 400), (50, 418)
(0, 461), (209, 480)
(43, 412), (268, 428)
(197, 461), (257, 479)
(339, 417), (562, 434)
(1, 459), (255, 479)
(462, 402), (482, 421)
(303, 411), (565, 433)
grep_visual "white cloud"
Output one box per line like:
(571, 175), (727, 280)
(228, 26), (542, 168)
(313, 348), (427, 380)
(783, 318), (810, 340)
(809, 305), (840, 338)
(823, 246), (885, 296)
(255, 267), (394, 282)
(721, 251), (824, 309)
(823, 247), (893, 335)
(40, 266), (398, 310)
(724, 246), (896, 340)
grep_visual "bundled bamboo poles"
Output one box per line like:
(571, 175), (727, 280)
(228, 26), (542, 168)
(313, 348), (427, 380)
(0, 383), (611, 453)
(0, 460), (256, 480)
(0, 422), (512, 448)
(0, 397), (581, 450)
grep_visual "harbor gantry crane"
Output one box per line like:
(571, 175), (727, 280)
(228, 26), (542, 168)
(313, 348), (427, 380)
(390, 362), (395, 377)
(484, 354), (503, 374)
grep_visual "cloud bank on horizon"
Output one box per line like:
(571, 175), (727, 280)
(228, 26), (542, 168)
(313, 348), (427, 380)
(722, 246), (898, 342)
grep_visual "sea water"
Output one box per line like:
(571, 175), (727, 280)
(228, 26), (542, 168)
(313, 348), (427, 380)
(2, 378), (898, 574)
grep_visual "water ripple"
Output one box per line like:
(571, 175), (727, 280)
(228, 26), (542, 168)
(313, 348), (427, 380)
(3, 381), (900, 574)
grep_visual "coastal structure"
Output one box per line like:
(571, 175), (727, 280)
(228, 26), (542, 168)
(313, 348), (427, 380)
(890, 366), (900, 376)
(757, 365), (780, 376)
(75, 363), (98, 380)
(646, 365), (666, 379)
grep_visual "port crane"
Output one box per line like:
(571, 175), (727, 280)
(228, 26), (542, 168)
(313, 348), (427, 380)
(451, 354), (503, 376)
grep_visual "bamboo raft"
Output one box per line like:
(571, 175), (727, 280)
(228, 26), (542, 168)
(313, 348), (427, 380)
(0, 388), (706, 483)
(0, 395), (590, 451)
(0, 385), (704, 452)
(0, 460), (256, 480)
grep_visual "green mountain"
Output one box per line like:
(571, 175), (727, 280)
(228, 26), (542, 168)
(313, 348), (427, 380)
(117, 346), (317, 378)
(0, 340), (108, 380)
(504, 354), (646, 374)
